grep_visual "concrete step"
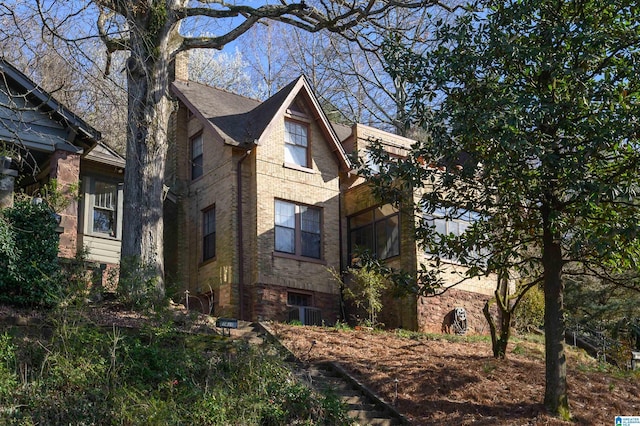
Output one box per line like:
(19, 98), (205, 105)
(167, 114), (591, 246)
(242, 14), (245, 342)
(342, 394), (370, 405)
(254, 322), (409, 425)
(348, 409), (398, 425)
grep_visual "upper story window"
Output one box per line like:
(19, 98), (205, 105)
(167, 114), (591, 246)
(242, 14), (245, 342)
(348, 205), (399, 261)
(284, 120), (309, 168)
(202, 206), (216, 261)
(191, 133), (203, 180)
(427, 207), (479, 238)
(275, 199), (321, 259)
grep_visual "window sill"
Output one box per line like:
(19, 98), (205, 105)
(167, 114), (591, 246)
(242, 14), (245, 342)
(199, 257), (216, 267)
(87, 232), (121, 241)
(273, 251), (326, 265)
(283, 163), (316, 174)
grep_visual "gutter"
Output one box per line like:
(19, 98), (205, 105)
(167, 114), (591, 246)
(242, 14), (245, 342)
(237, 149), (252, 320)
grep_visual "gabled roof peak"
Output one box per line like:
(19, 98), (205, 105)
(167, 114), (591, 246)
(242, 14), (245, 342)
(171, 75), (351, 170)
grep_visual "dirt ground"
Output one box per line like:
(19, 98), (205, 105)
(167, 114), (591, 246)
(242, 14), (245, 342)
(273, 323), (639, 426)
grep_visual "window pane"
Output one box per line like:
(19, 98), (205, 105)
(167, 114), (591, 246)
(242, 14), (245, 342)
(284, 144), (307, 166)
(285, 121), (308, 147)
(375, 204), (396, 218)
(434, 218), (447, 235)
(191, 135), (203, 179)
(275, 200), (295, 227)
(350, 211), (373, 228)
(93, 208), (115, 236)
(350, 224), (374, 254)
(288, 292), (311, 306)
(386, 215), (400, 258)
(203, 233), (215, 260)
(94, 181), (116, 209)
(301, 231), (321, 258)
(192, 135), (203, 157)
(375, 220), (387, 259)
(192, 155), (203, 179)
(275, 226), (295, 253)
(203, 208), (215, 260)
(300, 206), (320, 233)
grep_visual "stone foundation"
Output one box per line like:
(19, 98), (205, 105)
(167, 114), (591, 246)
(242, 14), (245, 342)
(417, 288), (492, 334)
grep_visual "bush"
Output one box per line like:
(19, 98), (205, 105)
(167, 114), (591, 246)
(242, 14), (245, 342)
(115, 256), (166, 309)
(513, 283), (545, 333)
(0, 199), (60, 307)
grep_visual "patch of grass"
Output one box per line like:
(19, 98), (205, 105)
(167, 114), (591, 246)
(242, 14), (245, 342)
(511, 343), (525, 355)
(482, 361), (497, 374)
(393, 328), (491, 344)
(332, 320), (351, 331)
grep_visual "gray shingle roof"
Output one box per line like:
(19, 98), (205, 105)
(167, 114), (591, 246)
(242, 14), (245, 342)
(172, 76), (351, 170)
(172, 79), (300, 149)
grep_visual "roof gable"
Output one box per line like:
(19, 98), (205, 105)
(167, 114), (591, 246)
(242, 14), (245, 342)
(171, 76), (351, 171)
(84, 141), (126, 168)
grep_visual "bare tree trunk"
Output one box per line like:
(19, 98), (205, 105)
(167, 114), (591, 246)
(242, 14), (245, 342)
(483, 272), (512, 359)
(542, 206), (569, 418)
(119, 15), (178, 300)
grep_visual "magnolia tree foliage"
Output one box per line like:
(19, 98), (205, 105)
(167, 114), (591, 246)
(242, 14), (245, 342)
(369, 0), (640, 418)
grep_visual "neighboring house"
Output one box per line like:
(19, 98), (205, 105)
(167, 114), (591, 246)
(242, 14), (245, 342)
(0, 59), (125, 280)
(165, 55), (497, 332)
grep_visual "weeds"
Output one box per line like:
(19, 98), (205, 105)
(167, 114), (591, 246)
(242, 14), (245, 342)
(0, 309), (350, 425)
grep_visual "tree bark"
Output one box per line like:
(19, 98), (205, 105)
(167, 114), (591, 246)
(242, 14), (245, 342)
(119, 9), (179, 299)
(542, 205), (569, 418)
(483, 274), (512, 359)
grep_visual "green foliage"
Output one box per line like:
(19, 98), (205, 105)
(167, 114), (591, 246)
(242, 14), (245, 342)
(0, 309), (350, 425)
(513, 283), (545, 333)
(331, 266), (389, 328)
(0, 199), (60, 307)
(116, 256), (166, 309)
(38, 179), (78, 213)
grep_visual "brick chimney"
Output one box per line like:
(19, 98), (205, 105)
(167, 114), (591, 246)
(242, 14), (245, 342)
(173, 50), (189, 81)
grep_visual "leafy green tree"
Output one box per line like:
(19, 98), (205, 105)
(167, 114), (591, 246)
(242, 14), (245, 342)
(373, 0), (640, 418)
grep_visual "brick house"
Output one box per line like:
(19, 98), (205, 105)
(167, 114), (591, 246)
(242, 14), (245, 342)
(1, 56), (498, 332)
(165, 58), (498, 332)
(0, 59), (125, 278)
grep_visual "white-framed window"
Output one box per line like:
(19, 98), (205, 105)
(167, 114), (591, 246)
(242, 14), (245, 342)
(284, 120), (309, 168)
(84, 177), (123, 239)
(191, 133), (203, 180)
(348, 204), (400, 261)
(275, 199), (321, 259)
(425, 207), (482, 261)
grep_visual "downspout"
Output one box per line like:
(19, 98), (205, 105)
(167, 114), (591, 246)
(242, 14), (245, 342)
(338, 191), (346, 322)
(237, 149), (251, 321)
